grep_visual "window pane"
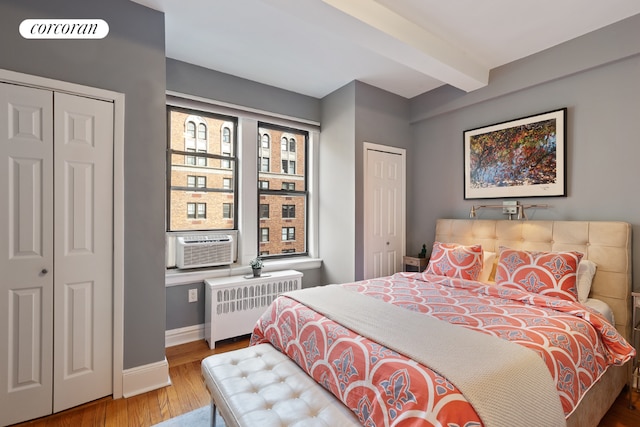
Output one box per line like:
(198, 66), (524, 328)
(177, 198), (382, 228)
(186, 121), (196, 138)
(197, 203), (206, 218)
(168, 107), (237, 231)
(260, 157), (269, 172)
(222, 203), (233, 219)
(198, 123), (207, 140)
(260, 204), (270, 219)
(258, 124), (307, 256)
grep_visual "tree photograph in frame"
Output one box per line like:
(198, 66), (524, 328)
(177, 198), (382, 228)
(464, 108), (567, 199)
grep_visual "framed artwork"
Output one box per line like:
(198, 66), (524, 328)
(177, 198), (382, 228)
(464, 108), (567, 199)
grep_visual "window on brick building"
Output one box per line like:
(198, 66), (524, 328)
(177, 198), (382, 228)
(258, 123), (307, 257)
(260, 204), (270, 219)
(281, 227), (295, 241)
(187, 202), (206, 219)
(167, 106), (237, 231)
(282, 205), (295, 218)
(222, 203), (233, 219)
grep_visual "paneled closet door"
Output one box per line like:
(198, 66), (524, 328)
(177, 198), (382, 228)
(53, 92), (113, 412)
(0, 83), (55, 426)
(0, 83), (114, 425)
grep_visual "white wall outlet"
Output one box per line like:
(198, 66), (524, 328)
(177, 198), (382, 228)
(188, 288), (198, 303)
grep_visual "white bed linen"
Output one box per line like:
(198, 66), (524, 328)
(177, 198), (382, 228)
(584, 298), (615, 325)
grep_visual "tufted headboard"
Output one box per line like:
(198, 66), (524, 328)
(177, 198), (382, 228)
(434, 219), (633, 341)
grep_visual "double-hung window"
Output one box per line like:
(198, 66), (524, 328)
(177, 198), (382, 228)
(258, 123), (307, 256)
(167, 106), (237, 231)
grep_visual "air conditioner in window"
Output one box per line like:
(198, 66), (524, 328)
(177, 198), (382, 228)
(176, 235), (234, 269)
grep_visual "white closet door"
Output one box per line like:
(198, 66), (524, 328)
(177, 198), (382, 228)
(364, 147), (405, 279)
(53, 92), (113, 412)
(0, 83), (55, 426)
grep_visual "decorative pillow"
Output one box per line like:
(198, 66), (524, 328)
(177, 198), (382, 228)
(495, 247), (583, 302)
(478, 251), (496, 283)
(577, 260), (597, 303)
(425, 242), (483, 280)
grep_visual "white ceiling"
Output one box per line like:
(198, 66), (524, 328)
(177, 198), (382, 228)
(131, 0), (640, 99)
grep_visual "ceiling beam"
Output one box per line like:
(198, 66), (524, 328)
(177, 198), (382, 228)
(321, 0), (489, 92)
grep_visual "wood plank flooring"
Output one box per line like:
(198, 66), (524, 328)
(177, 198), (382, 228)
(10, 336), (640, 427)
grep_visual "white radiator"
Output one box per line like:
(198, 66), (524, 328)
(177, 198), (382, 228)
(204, 270), (303, 349)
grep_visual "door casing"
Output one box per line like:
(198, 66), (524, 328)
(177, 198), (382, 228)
(363, 142), (406, 280)
(0, 68), (125, 400)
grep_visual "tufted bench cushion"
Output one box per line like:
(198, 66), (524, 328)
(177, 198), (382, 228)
(201, 343), (361, 427)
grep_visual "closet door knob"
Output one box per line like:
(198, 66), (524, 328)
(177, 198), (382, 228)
(41, 268), (48, 275)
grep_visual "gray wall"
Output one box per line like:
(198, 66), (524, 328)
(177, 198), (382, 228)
(319, 82), (357, 285)
(353, 82), (412, 280)
(167, 59), (321, 123)
(408, 14), (640, 291)
(0, 0), (167, 369)
(165, 59), (324, 330)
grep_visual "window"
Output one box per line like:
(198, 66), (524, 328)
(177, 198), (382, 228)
(282, 205), (295, 218)
(186, 121), (196, 138)
(187, 175), (206, 188)
(261, 134), (270, 149)
(282, 159), (296, 174)
(167, 95), (318, 270)
(260, 157), (270, 173)
(223, 203), (233, 219)
(187, 202), (206, 219)
(260, 204), (270, 219)
(167, 106), (237, 231)
(197, 203), (206, 218)
(258, 123), (308, 257)
(282, 227), (295, 241)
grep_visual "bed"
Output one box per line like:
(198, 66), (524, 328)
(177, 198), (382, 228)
(250, 219), (636, 427)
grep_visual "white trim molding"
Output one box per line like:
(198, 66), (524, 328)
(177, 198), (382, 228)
(165, 324), (205, 347)
(122, 359), (171, 398)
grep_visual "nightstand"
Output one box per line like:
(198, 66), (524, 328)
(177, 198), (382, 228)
(403, 256), (428, 272)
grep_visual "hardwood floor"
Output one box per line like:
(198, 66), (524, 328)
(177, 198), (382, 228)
(10, 336), (640, 427)
(11, 337), (251, 427)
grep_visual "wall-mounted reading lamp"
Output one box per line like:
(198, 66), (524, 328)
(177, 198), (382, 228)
(469, 201), (549, 220)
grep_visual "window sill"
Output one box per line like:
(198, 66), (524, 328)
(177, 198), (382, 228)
(165, 256), (322, 287)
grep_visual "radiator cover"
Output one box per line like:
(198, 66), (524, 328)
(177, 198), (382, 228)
(204, 270), (303, 349)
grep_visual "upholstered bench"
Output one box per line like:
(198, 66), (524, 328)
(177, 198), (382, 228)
(201, 343), (361, 427)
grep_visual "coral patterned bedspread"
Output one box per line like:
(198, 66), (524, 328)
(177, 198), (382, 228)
(251, 272), (635, 427)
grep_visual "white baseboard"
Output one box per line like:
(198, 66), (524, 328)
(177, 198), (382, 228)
(165, 324), (205, 347)
(122, 358), (171, 398)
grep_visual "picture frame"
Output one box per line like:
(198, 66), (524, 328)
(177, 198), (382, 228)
(463, 108), (567, 199)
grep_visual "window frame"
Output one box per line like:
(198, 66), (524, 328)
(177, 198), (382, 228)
(166, 105), (238, 232)
(166, 94), (319, 270)
(258, 122), (309, 259)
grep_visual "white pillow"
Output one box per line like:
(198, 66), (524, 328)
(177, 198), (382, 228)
(577, 260), (597, 303)
(478, 251), (496, 283)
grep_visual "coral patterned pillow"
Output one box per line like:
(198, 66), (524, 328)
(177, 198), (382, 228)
(425, 242), (483, 280)
(495, 247), (584, 302)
